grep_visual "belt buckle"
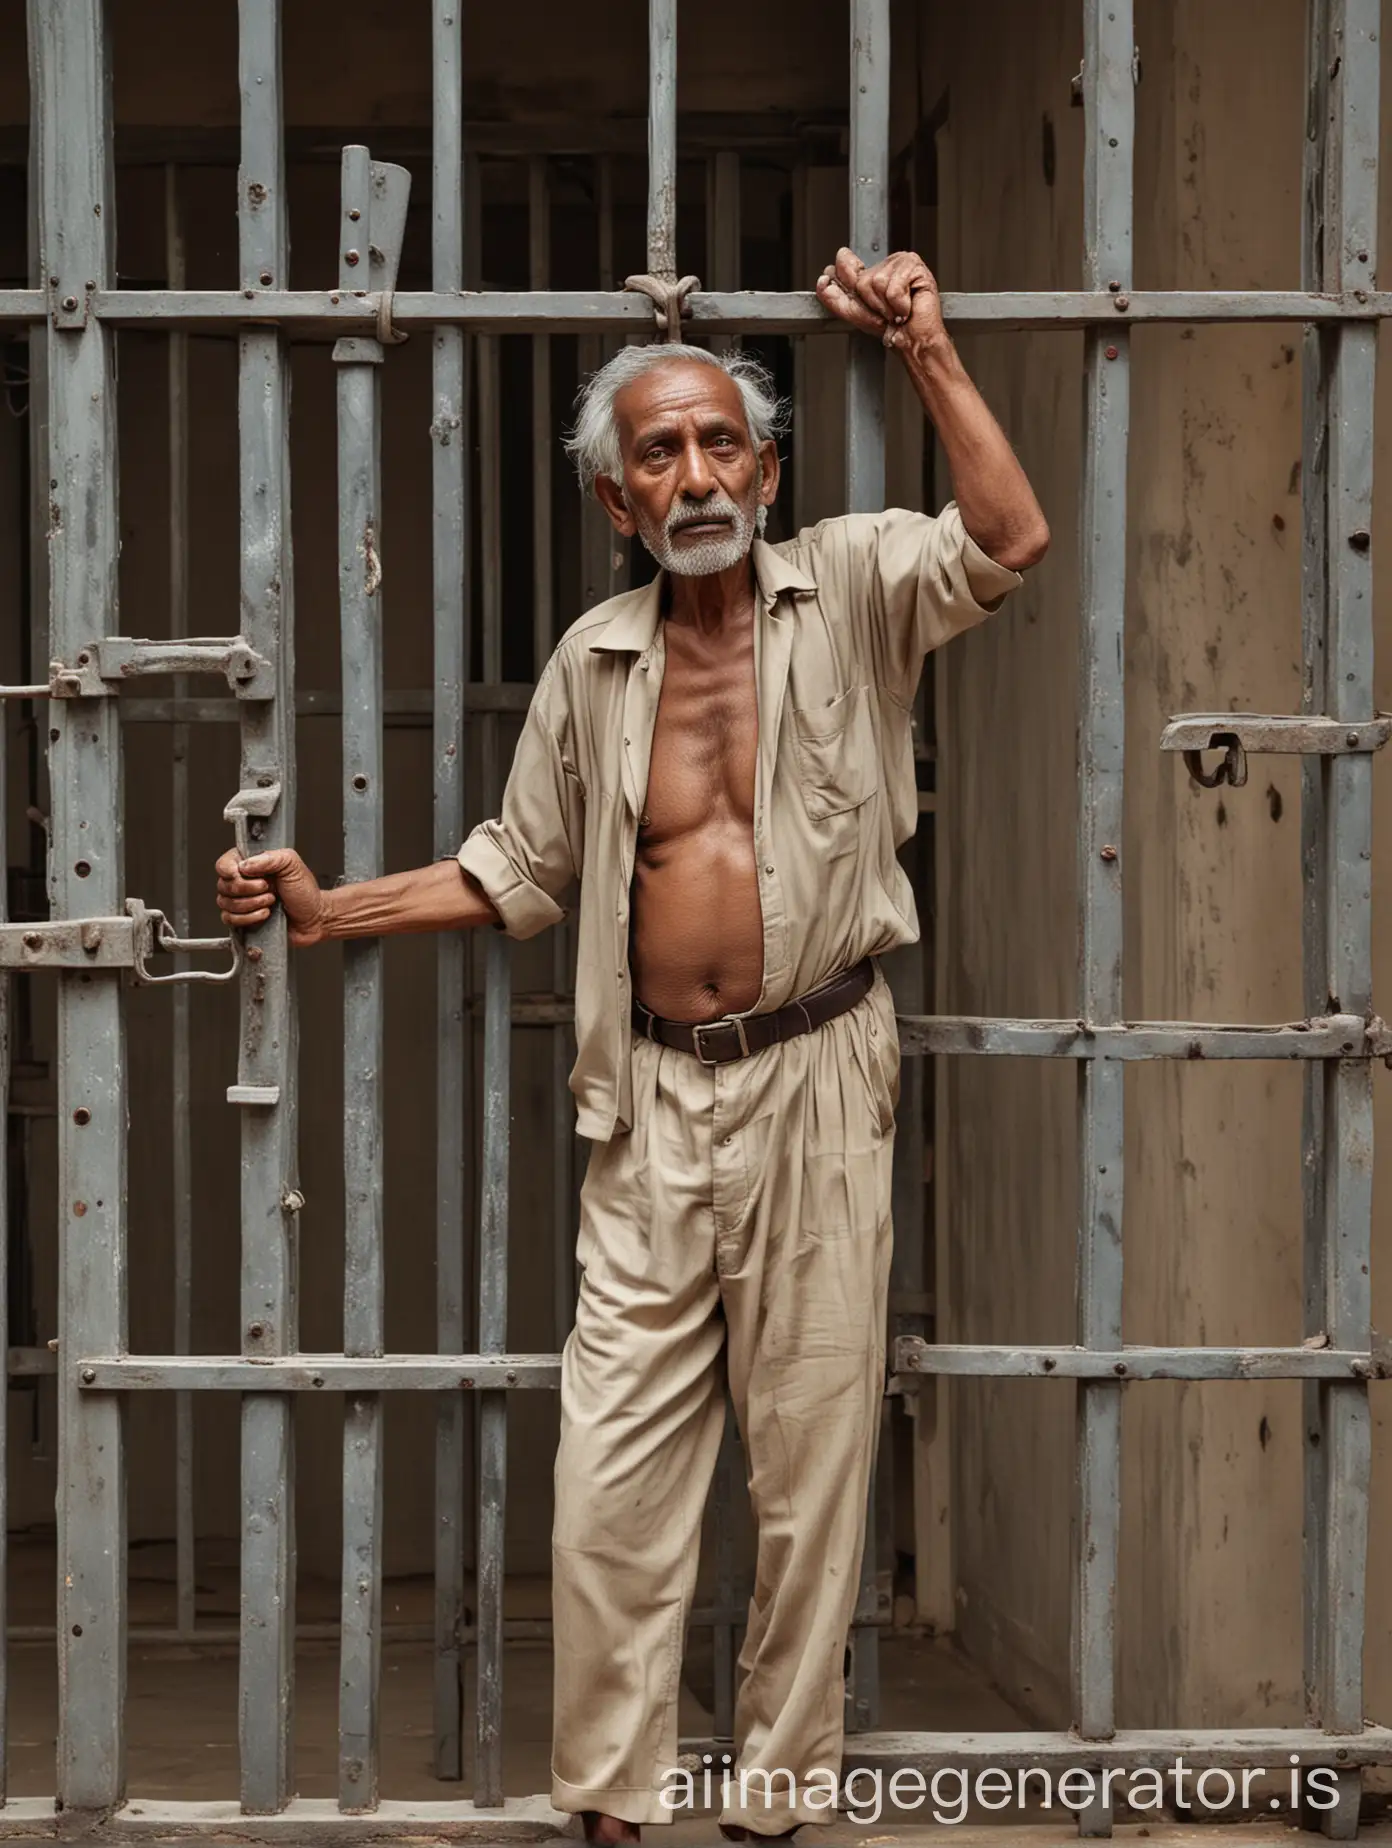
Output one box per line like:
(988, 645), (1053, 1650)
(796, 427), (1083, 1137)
(692, 1015), (751, 1064)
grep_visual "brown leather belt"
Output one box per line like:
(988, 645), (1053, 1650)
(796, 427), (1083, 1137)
(631, 957), (876, 1065)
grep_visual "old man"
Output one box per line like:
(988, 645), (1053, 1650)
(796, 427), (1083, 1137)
(215, 246), (1048, 1842)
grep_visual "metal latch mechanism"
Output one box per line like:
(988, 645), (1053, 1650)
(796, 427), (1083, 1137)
(0, 904), (239, 985)
(1162, 712), (1392, 791)
(0, 636), (274, 702)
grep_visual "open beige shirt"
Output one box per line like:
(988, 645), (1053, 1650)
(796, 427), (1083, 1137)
(457, 502), (1021, 1141)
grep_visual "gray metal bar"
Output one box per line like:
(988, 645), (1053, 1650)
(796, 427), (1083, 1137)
(475, 326), (510, 1811)
(830, 1728), (1392, 1774)
(236, 0), (300, 1812)
(121, 685), (535, 724)
(895, 1015), (1381, 1060)
(1307, 6), (1378, 1834)
(843, 0), (889, 1739)
(894, 1342), (1391, 1381)
(431, 0), (471, 1787)
(165, 160), (197, 1644)
(79, 1356), (562, 1390)
(30, 0), (129, 1812)
(1161, 713), (1390, 754)
(18, 286), (1392, 334)
(647, 0), (678, 277)
(529, 159), (573, 1356)
(1074, 0), (1134, 1829)
(1300, 0), (1334, 1789)
(335, 143), (389, 1816)
(845, 0), (888, 520)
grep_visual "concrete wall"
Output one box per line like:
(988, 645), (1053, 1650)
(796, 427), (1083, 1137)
(930, 0), (1392, 1735)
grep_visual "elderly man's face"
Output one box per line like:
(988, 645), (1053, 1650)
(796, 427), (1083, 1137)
(594, 361), (780, 577)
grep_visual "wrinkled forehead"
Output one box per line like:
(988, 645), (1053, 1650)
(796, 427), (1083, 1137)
(611, 360), (751, 452)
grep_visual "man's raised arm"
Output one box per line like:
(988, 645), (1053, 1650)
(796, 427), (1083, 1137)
(816, 245), (1050, 572)
(216, 849), (498, 947)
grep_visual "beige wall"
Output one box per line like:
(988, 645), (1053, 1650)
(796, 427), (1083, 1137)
(930, 0), (1392, 1736)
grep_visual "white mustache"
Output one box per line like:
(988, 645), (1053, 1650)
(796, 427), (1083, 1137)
(667, 500), (741, 534)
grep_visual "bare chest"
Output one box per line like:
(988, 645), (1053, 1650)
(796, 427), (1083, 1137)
(642, 627), (758, 842)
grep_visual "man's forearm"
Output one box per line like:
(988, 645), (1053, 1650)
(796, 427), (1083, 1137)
(897, 330), (1049, 571)
(320, 858), (499, 939)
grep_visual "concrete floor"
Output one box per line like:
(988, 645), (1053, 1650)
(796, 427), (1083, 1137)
(9, 1531), (1392, 1843)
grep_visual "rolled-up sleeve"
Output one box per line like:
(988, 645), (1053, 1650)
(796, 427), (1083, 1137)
(861, 501), (1023, 699)
(456, 659), (584, 940)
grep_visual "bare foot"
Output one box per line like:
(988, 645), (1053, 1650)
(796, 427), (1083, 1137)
(581, 1812), (641, 1846)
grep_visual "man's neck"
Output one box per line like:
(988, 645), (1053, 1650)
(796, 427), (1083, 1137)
(662, 553), (758, 636)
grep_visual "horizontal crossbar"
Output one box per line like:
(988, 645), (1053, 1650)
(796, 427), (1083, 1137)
(2, 287), (1391, 334)
(0, 1797), (567, 1841)
(76, 1354), (563, 1390)
(894, 1339), (1391, 1380)
(895, 1014), (1388, 1059)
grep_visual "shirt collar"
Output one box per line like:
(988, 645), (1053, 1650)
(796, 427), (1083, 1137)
(586, 538), (818, 654)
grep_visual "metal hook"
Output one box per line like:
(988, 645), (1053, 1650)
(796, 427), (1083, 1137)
(623, 272), (701, 343)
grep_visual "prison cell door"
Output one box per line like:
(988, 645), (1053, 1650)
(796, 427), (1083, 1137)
(3, 0), (1392, 1838)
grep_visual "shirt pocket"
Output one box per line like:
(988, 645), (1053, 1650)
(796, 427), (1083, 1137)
(790, 682), (880, 821)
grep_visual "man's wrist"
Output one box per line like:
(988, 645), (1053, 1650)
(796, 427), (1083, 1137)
(898, 325), (958, 376)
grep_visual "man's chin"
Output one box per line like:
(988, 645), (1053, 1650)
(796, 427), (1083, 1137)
(645, 531), (754, 578)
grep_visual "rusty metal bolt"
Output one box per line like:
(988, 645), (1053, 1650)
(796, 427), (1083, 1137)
(247, 181), (268, 206)
(247, 1321), (265, 1340)
(246, 944), (263, 963)
(22, 931), (41, 950)
(1100, 844), (1118, 861)
(1108, 279), (1121, 292)
(72, 1624), (83, 1637)
(80, 1367), (96, 1384)
(76, 650), (90, 665)
(345, 248), (361, 267)
(73, 1201), (87, 1217)
(1114, 293), (1129, 310)
(1105, 344), (1119, 360)
(73, 1108), (91, 1126)
(61, 294), (78, 312)
(1042, 1356), (1057, 1372)
(1113, 1361), (1127, 1375)
(311, 1374), (325, 1388)
(1349, 529), (1371, 551)
(259, 271), (273, 287)
(506, 1370), (518, 1385)
(1348, 730), (1360, 747)
(74, 860), (91, 878)
(348, 208), (361, 222)
(352, 774), (368, 791)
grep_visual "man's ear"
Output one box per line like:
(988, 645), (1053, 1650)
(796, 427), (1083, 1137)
(756, 440), (781, 509)
(594, 474), (637, 537)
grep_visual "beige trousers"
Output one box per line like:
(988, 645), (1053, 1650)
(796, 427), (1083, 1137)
(551, 966), (898, 1834)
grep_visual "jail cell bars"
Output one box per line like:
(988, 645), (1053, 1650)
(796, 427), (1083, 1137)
(0, 0), (1389, 1836)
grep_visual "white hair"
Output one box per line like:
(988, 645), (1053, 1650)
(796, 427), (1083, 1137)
(564, 343), (788, 493)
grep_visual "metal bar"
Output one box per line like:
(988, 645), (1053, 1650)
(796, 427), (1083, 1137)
(894, 1014), (1381, 1059)
(236, 0), (299, 1812)
(121, 685), (535, 723)
(894, 1342), (1391, 1381)
(1308, 6), (1378, 1834)
(79, 1356), (563, 1391)
(1300, 0), (1334, 1791)
(843, 0), (889, 1740)
(431, 0), (470, 1787)
(529, 158), (573, 1356)
(0, 432), (8, 1811)
(335, 144), (387, 1816)
(474, 323), (510, 1812)
(9, 286), (1392, 334)
(1074, 0), (1134, 1829)
(647, 0), (678, 277)
(165, 160), (197, 1647)
(29, 0), (129, 1812)
(1160, 713), (1390, 754)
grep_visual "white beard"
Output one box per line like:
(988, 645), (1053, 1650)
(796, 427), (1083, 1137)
(631, 489), (768, 578)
